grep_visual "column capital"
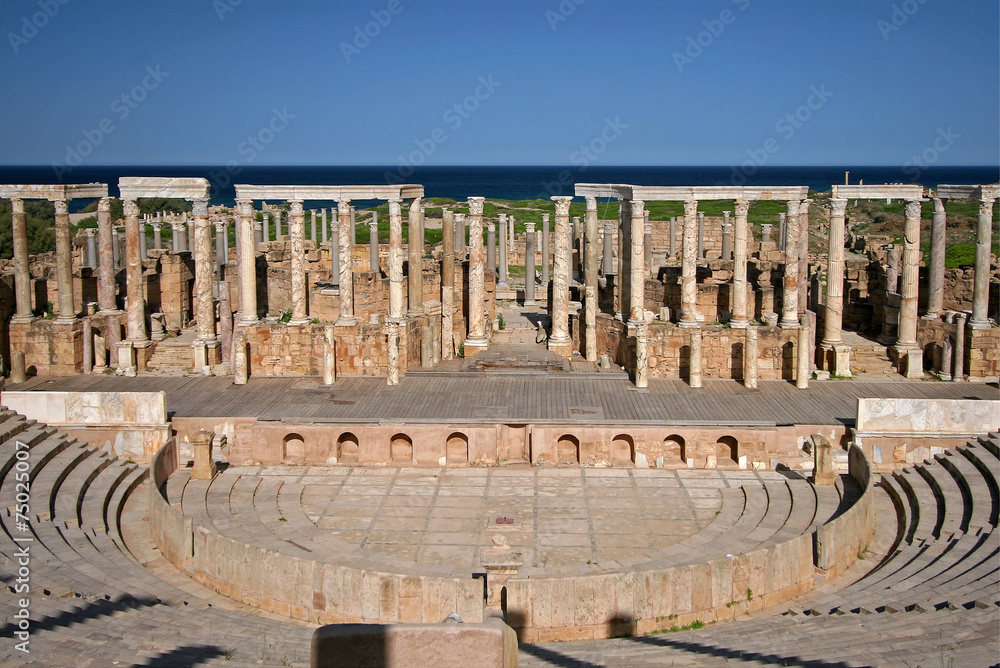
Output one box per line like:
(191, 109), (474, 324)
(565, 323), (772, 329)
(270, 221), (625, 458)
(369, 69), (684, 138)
(723, 210), (731, 220)
(541, 213), (550, 223)
(191, 197), (210, 217)
(498, 213), (507, 223)
(585, 196), (597, 210)
(721, 221), (733, 232)
(603, 221), (616, 232)
(551, 196), (572, 216)
(10, 197), (24, 213)
(643, 222), (653, 235)
(630, 199), (645, 216)
(467, 196), (485, 216)
(235, 199), (254, 215)
(123, 199), (140, 217)
(904, 199), (923, 218)
(978, 198), (995, 217)
(734, 199), (750, 216)
(932, 197), (946, 213)
(525, 221), (536, 233)
(213, 221), (226, 232)
(830, 198), (848, 216)
(786, 199), (800, 216)
(85, 227), (96, 237)
(454, 212), (465, 222)
(368, 219), (378, 230)
(486, 220), (495, 231)
(388, 198), (402, 215)
(336, 198), (352, 208)
(151, 222), (162, 232)
(683, 199), (698, 217)
(289, 199), (304, 214)
(52, 198), (69, 214)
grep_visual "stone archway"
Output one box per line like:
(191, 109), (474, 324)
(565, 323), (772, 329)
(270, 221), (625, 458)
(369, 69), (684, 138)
(446, 432), (469, 465)
(557, 435), (579, 465)
(610, 434), (634, 466)
(337, 432), (359, 464)
(390, 433), (413, 464)
(282, 432), (305, 464)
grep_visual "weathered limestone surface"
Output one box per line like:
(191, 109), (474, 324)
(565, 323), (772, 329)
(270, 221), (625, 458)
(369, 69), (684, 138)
(549, 197), (573, 355)
(465, 197), (488, 353)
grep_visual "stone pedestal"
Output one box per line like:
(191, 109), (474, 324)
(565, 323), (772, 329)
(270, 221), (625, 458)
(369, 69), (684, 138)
(190, 429), (217, 481)
(117, 340), (136, 377)
(813, 436), (835, 486)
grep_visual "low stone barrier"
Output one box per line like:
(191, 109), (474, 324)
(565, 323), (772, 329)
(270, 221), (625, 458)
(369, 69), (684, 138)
(149, 436), (193, 567)
(815, 443), (875, 575)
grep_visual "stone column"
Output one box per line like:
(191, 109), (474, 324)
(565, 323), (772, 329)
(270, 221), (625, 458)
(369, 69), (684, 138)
(274, 210), (283, 238)
(689, 327), (703, 388)
(322, 325), (336, 385)
(821, 199), (849, 375)
(82, 318), (93, 374)
(880, 247), (901, 345)
(721, 220), (732, 261)
(218, 280), (232, 363)
(369, 211), (379, 272)
(215, 221), (227, 279)
(797, 200), (810, 315)
(778, 212), (787, 251)
(953, 313), (966, 381)
(541, 213), (551, 286)
(925, 198), (947, 318)
(112, 227), (121, 268)
(192, 198), (217, 353)
(730, 200), (750, 328)
(761, 224), (773, 243)
(96, 197), (115, 314)
(549, 196), (573, 355)
(310, 210), (317, 244)
(465, 197), (488, 351)
(233, 328), (248, 385)
(619, 200), (631, 316)
(455, 213), (466, 256)
(780, 200), (800, 327)
(697, 211), (705, 260)
(53, 199), (76, 322)
(386, 320), (400, 386)
(288, 200), (308, 323)
(572, 215), (582, 277)
(330, 216), (340, 286)
(122, 200), (146, 341)
(388, 199), (405, 320)
(235, 199), (258, 325)
(486, 221), (496, 274)
(970, 197), (994, 328)
(337, 201), (356, 325)
(86, 229), (98, 267)
(407, 198), (423, 316)
(668, 217), (677, 259)
(524, 221), (537, 305)
(796, 318), (810, 389)
(744, 326), (758, 389)
(894, 199), (923, 377)
(262, 212), (270, 243)
(643, 218), (653, 277)
(151, 222), (162, 250)
(634, 321), (649, 388)
(171, 222), (183, 252)
(441, 208), (455, 360)
(602, 221), (614, 276)
(139, 223), (148, 260)
(938, 336), (953, 381)
(320, 210), (327, 244)
(679, 200), (701, 327)
(9, 198), (33, 321)
(629, 200), (646, 322)
(350, 206), (357, 245)
(253, 219), (262, 247)
(584, 197), (599, 362)
(497, 214), (509, 287)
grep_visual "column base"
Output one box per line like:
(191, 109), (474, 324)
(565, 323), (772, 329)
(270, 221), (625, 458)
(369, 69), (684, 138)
(968, 319), (992, 330)
(921, 312), (942, 321)
(547, 335), (573, 357)
(335, 316), (358, 327)
(54, 316), (78, 325)
(779, 317), (799, 329)
(463, 336), (489, 357)
(288, 318), (312, 325)
(890, 345), (923, 378)
(524, 300), (537, 306)
(678, 320), (701, 329)
(10, 315), (36, 325)
(729, 317), (749, 329)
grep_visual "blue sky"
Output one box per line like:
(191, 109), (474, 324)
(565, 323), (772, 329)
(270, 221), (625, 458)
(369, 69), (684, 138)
(0, 0), (997, 167)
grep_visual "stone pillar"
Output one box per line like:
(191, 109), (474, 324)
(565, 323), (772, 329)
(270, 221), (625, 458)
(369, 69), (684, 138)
(697, 211), (705, 260)
(778, 212), (787, 251)
(310, 209), (317, 244)
(721, 219), (732, 261)
(190, 430), (217, 481)
(96, 197), (116, 314)
(925, 198), (947, 318)
(214, 221), (227, 279)
(938, 336), (953, 381)
(262, 212), (270, 243)
(497, 213), (509, 287)
(455, 213), (466, 256)
(761, 224), (772, 243)
(688, 327), (703, 388)
(813, 437), (835, 486)
(388, 199), (405, 320)
(465, 197), (488, 352)
(152, 222), (162, 250)
(171, 222), (183, 252)
(322, 325), (336, 385)
(330, 216), (340, 286)
(10, 350), (26, 384)
(629, 200), (646, 322)
(387, 320), (400, 386)
(235, 199), (258, 325)
(350, 206), (357, 245)
(679, 200), (701, 327)
(337, 201), (356, 325)
(634, 321), (648, 388)
(619, 199), (631, 318)
(744, 326), (758, 390)
(953, 313), (966, 381)
(541, 213), (551, 286)
(668, 217), (677, 259)
(602, 221), (614, 276)
(253, 219), (263, 247)
(369, 211), (379, 273)
(886, 246), (901, 292)
(407, 198), (423, 317)
(10, 198), (33, 321)
(486, 221), (496, 274)
(572, 215), (582, 277)
(112, 228), (121, 269)
(218, 280), (232, 363)
(82, 318), (93, 374)
(288, 200), (308, 323)
(53, 199), (76, 322)
(780, 200), (800, 327)
(524, 221), (537, 305)
(122, 200), (146, 341)
(970, 197), (994, 328)
(548, 197), (573, 355)
(894, 200), (923, 378)
(796, 319), (810, 389)
(584, 197), (599, 362)
(730, 200), (750, 328)
(139, 223), (148, 260)
(274, 210), (282, 238)
(441, 208), (455, 360)
(320, 210), (326, 244)
(821, 199), (849, 375)
(86, 229), (98, 267)
(797, 200), (810, 315)
(192, 198), (217, 364)
(643, 218), (653, 277)
(233, 328), (248, 385)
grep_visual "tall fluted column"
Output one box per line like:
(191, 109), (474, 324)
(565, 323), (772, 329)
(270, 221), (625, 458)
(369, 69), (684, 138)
(497, 213), (509, 287)
(549, 196), (573, 355)
(779, 199), (800, 327)
(524, 221), (537, 305)
(369, 212), (379, 272)
(337, 200), (356, 325)
(288, 200), (308, 323)
(10, 198), (33, 321)
(584, 197), (599, 362)
(123, 199), (146, 341)
(894, 200), (923, 377)
(970, 197), (994, 328)
(192, 198), (216, 343)
(441, 208), (455, 359)
(730, 200), (750, 328)
(53, 199), (75, 321)
(822, 198), (850, 376)
(629, 199), (646, 322)
(602, 221), (614, 276)
(679, 199), (701, 327)
(925, 198), (947, 318)
(236, 199), (258, 325)
(96, 197), (115, 313)
(465, 197), (488, 351)
(407, 198), (423, 316)
(797, 200), (810, 314)
(541, 213), (551, 286)
(388, 199), (405, 320)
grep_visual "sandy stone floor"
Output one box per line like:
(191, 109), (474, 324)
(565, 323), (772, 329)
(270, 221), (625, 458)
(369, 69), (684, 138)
(251, 466), (790, 575)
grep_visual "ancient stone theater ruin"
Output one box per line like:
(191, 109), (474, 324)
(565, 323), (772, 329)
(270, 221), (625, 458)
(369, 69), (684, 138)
(0, 176), (997, 665)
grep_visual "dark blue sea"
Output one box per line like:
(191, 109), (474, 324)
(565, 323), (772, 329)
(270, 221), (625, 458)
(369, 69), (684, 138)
(0, 165), (996, 210)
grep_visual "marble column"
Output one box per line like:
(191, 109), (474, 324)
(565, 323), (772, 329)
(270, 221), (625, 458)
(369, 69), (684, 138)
(602, 221), (614, 276)
(744, 326), (758, 389)
(549, 196), (573, 354)
(938, 336), (953, 381)
(350, 206), (357, 246)
(152, 222), (162, 250)
(465, 197), (488, 351)
(894, 199), (923, 377)
(53, 199), (75, 322)
(796, 318), (810, 389)
(320, 210), (327, 244)
(330, 216), (340, 286)
(215, 221), (227, 279)
(643, 218), (653, 277)
(720, 220), (732, 261)
(112, 228), (121, 268)
(262, 212), (270, 243)
(10, 198), (33, 321)
(86, 229), (98, 267)
(497, 213), (509, 287)
(524, 221), (537, 306)
(629, 199), (646, 322)
(235, 199), (258, 325)
(388, 199), (405, 320)
(369, 214), (380, 273)
(953, 313), (966, 381)
(668, 217), (677, 259)
(925, 198), (947, 318)
(123, 200), (147, 341)
(797, 200), (810, 315)
(441, 208), (455, 360)
(233, 329), (248, 385)
(486, 221), (496, 274)
(218, 280), (232, 363)
(407, 198), (423, 316)
(730, 200), (750, 328)
(778, 212), (787, 251)
(337, 201), (356, 325)
(697, 211), (705, 260)
(323, 325), (336, 385)
(679, 199), (701, 327)
(634, 321), (649, 389)
(572, 215), (582, 277)
(82, 318), (93, 374)
(779, 200), (801, 327)
(288, 200), (308, 323)
(584, 197), (599, 362)
(192, 198), (217, 373)
(821, 199), (850, 376)
(455, 213), (466, 256)
(96, 198), (115, 314)
(386, 320), (400, 386)
(138, 222), (147, 260)
(171, 223), (183, 252)
(253, 219), (262, 247)
(310, 210), (317, 244)
(970, 197), (994, 328)
(541, 213), (551, 286)
(689, 326), (703, 388)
